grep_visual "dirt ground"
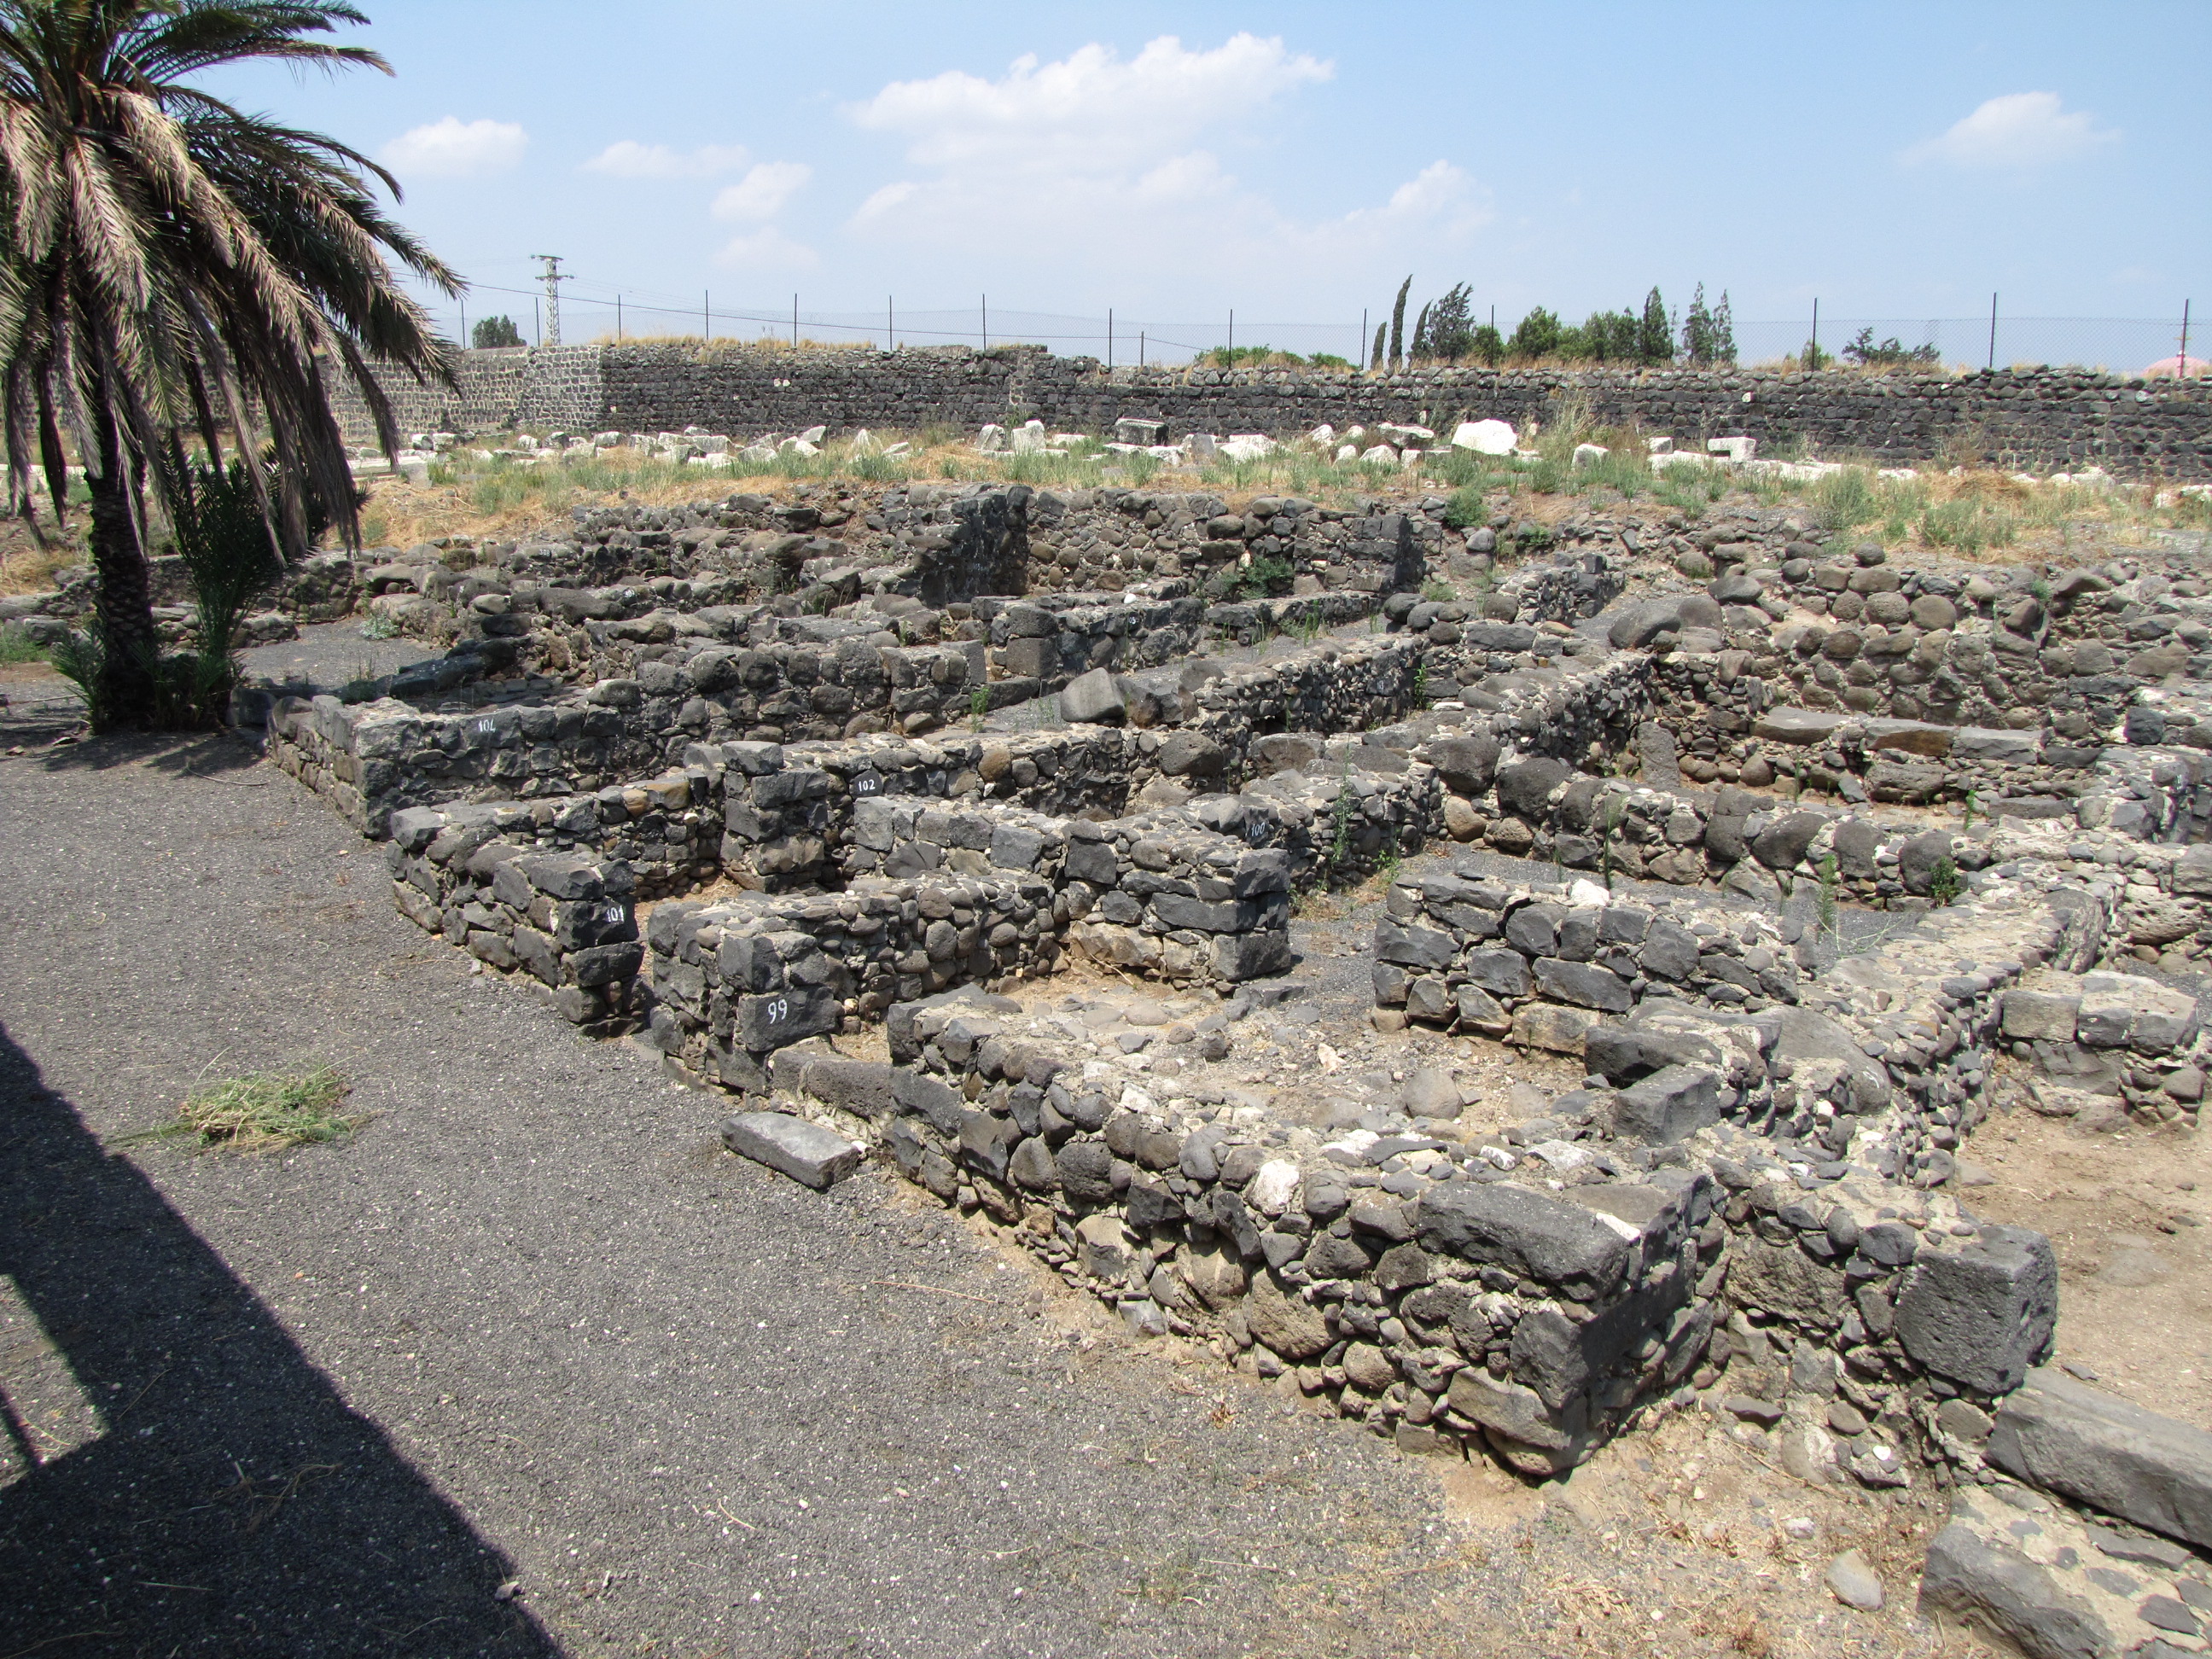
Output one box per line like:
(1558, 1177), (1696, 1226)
(1960, 1081), (2212, 1428)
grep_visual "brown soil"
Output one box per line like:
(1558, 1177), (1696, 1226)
(1959, 1080), (2212, 1428)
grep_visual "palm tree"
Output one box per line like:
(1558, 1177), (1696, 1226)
(0, 1), (458, 725)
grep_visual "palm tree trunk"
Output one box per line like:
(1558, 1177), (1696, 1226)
(85, 402), (158, 727)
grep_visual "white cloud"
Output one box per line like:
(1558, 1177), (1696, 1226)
(849, 32), (1329, 167)
(1902, 91), (2118, 169)
(583, 140), (750, 179)
(715, 226), (818, 272)
(380, 116), (528, 178)
(846, 33), (1328, 230)
(712, 161), (813, 222)
(841, 34), (1487, 296)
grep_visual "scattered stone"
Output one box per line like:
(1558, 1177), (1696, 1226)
(720, 1112), (863, 1190)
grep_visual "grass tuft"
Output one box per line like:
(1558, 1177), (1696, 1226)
(120, 1065), (364, 1153)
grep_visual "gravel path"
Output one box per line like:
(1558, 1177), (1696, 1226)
(241, 619), (436, 692)
(0, 737), (1941, 1658)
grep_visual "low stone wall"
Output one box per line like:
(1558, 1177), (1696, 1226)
(744, 878), (2093, 1481)
(645, 874), (1063, 1094)
(384, 805), (646, 1033)
(1371, 872), (1800, 1046)
(334, 343), (2212, 480)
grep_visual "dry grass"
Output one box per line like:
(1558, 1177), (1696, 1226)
(118, 1064), (365, 1153)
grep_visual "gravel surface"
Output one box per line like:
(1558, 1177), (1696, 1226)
(241, 620), (436, 693)
(0, 736), (1947, 1658)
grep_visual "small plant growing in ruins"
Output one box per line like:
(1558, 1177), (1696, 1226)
(1411, 655), (1429, 705)
(1422, 580), (1457, 602)
(1598, 797), (1627, 891)
(118, 1064), (364, 1153)
(1817, 853), (1840, 942)
(1961, 789), (1979, 830)
(1376, 829), (1401, 883)
(1237, 554), (1295, 599)
(1325, 769), (1359, 882)
(359, 613), (399, 641)
(1927, 855), (1963, 907)
(969, 685), (987, 732)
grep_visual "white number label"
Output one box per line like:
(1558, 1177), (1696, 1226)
(853, 773), (880, 795)
(604, 904), (625, 923)
(765, 997), (789, 1024)
(475, 718), (497, 735)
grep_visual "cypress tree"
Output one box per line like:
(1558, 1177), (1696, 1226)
(1371, 323), (1387, 370)
(1388, 276), (1412, 368)
(1411, 301), (1433, 364)
(1638, 288), (1672, 364)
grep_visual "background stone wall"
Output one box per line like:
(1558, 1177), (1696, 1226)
(330, 342), (2212, 478)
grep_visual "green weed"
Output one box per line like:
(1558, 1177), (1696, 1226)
(119, 1065), (364, 1153)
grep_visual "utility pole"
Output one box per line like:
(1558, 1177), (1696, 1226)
(888, 295), (895, 351)
(791, 293), (797, 349)
(704, 290), (710, 343)
(1360, 308), (1367, 372)
(533, 254), (568, 347)
(1227, 309), (1234, 363)
(1988, 293), (1998, 371)
(1107, 308), (1113, 371)
(459, 297), (467, 352)
(1809, 298), (1818, 371)
(2182, 300), (2193, 373)
(981, 294), (987, 349)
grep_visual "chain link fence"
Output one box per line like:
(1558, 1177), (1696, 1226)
(436, 280), (2203, 378)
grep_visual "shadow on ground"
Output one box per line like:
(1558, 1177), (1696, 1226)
(0, 1023), (554, 1658)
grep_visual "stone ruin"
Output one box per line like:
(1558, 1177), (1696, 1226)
(187, 470), (2212, 1656)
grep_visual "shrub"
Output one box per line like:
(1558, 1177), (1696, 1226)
(1842, 327), (1940, 369)
(1507, 306), (1563, 360)
(1238, 553), (1295, 598)
(172, 459), (285, 724)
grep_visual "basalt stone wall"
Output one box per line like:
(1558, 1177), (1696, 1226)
(385, 808), (647, 1034)
(335, 343), (2212, 479)
(326, 344), (602, 442)
(761, 887), (2079, 1479)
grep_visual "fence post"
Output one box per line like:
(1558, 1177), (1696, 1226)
(1107, 308), (1113, 371)
(981, 294), (987, 349)
(1988, 293), (1998, 370)
(791, 293), (797, 349)
(1227, 309), (1234, 364)
(2183, 300), (2192, 373)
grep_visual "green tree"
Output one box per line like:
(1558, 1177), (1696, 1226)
(1370, 320), (1387, 370)
(1637, 287), (1673, 364)
(0, 0), (459, 727)
(1388, 274), (1411, 368)
(1425, 282), (1476, 362)
(471, 313), (522, 349)
(1681, 282), (1737, 365)
(1409, 300), (1433, 363)
(1470, 323), (1505, 366)
(1506, 306), (1562, 360)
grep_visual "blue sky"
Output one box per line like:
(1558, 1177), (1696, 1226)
(205, 2), (2210, 362)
